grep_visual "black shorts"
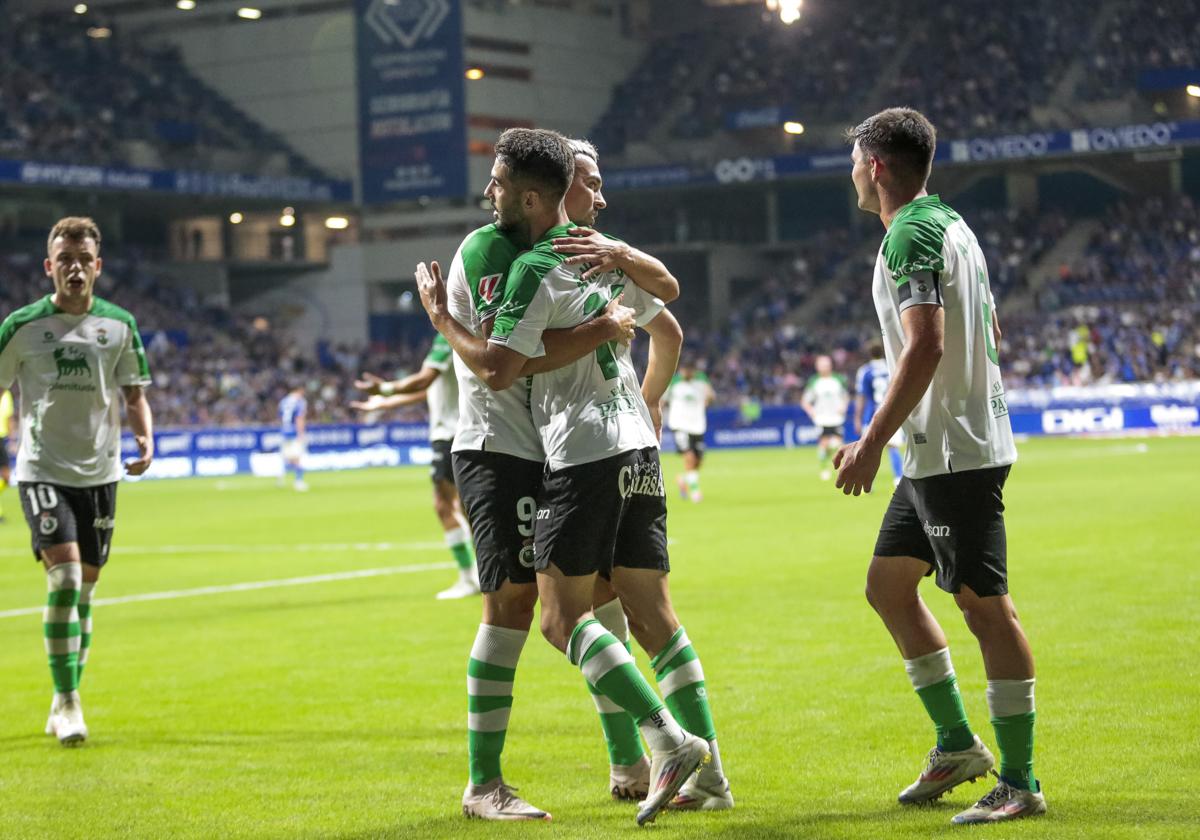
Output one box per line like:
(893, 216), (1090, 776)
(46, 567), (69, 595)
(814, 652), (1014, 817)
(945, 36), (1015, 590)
(873, 465), (1011, 597)
(0, 438), (9, 470)
(820, 425), (844, 438)
(430, 439), (454, 485)
(671, 430), (706, 460)
(19, 481), (118, 567)
(452, 450), (542, 593)
(534, 447), (670, 579)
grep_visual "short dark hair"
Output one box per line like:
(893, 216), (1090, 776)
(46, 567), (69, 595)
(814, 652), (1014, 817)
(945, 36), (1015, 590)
(867, 340), (884, 360)
(847, 107), (937, 186)
(494, 128), (573, 205)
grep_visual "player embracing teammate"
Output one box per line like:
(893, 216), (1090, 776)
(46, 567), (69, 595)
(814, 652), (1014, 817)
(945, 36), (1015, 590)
(419, 128), (733, 826)
(836, 108), (1045, 825)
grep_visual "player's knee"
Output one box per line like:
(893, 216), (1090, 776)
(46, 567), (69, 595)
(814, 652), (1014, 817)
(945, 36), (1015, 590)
(538, 610), (573, 653)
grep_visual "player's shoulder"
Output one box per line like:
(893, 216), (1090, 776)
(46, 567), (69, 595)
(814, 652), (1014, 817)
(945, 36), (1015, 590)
(459, 224), (521, 274)
(1, 295), (58, 338)
(89, 296), (140, 329)
(882, 199), (960, 277)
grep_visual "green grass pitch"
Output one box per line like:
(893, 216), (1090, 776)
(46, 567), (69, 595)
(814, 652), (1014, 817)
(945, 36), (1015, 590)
(0, 436), (1197, 839)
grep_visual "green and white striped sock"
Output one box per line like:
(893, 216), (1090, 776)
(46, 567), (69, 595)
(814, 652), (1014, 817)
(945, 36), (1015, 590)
(588, 599), (646, 767)
(44, 564), (82, 697)
(77, 581), (96, 685)
(467, 624), (527, 786)
(651, 627), (723, 780)
(569, 619), (686, 753)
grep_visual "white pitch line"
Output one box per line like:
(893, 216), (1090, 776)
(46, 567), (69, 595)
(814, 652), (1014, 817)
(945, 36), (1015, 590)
(0, 561), (455, 620)
(0, 541), (444, 558)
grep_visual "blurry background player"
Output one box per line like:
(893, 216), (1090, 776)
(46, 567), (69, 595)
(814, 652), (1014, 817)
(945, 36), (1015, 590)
(278, 384), (308, 492)
(0, 386), (13, 522)
(663, 361), (713, 502)
(800, 355), (850, 480)
(0, 217), (154, 746)
(352, 334), (480, 600)
(855, 342), (904, 487)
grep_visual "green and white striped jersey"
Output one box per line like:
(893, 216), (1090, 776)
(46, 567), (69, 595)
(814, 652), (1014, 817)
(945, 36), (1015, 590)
(422, 333), (457, 443)
(444, 223), (545, 461)
(490, 223), (664, 470)
(0, 295), (151, 487)
(872, 195), (1016, 479)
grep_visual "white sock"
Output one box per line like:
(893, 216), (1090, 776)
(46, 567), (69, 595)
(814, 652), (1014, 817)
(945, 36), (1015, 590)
(986, 678), (1035, 718)
(638, 708), (688, 753)
(699, 738), (725, 784)
(904, 646), (955, 691)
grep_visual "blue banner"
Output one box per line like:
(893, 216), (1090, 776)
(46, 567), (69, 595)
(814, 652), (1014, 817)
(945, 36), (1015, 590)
(606, 120), (1200, 192)
(356, 0), (467, 204)
(122, 384), (1200, 481)
(0, 159), (351, 202)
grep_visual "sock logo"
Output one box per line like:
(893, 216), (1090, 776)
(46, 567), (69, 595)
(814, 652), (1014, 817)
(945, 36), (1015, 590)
(647, 711), (667, 730)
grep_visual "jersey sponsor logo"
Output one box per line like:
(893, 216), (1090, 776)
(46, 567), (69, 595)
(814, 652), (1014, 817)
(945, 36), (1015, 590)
(53, 347), (92, 378)
(923, 521), (950, 538)
(477, 274), (502, 304)
(618, 462), (665, 499)
(93, 516), (116, 529)
(598, 384), (640, 419)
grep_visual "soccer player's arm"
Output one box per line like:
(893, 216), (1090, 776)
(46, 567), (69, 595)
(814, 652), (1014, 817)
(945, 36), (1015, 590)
(417, 260), (531, 392)
(640, 309), (683, 439)
(295, 402), (307, 439)
(835, 221), (944, 494)
(552, 229), (680, 302)
(518, 295), (637, 376)
(374, 335), (449, 395)
(799, 377), (817, 420)
(116, 316), (154, 476)
(351, 390), (427, 412)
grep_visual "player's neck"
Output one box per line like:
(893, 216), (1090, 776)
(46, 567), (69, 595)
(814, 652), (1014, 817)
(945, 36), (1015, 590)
(52, 291), (92, 316)
(527, 207), (570, 245)
(879, 186), (929, 230)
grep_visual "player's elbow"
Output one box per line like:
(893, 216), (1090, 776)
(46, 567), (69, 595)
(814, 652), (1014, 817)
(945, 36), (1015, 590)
(658, 276), (681, 304)
(483, 369), (517, 391)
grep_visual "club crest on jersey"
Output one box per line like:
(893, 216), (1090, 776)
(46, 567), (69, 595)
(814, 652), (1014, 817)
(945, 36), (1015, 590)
(478, 274), (502, 304)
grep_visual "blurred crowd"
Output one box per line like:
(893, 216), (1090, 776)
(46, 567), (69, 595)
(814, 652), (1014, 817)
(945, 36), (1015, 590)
(597, 0), (1176, 152)
(0, 11), (325, 178)
(1, 199), (1196, 430)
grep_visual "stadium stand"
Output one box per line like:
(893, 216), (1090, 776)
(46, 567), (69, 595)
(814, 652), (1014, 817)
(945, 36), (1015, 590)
(0, 13), (328, 179)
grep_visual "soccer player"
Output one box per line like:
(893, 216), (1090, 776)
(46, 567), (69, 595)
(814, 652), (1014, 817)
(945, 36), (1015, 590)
(352, 334), (481, 599)
(836, 107), (1045, 824)
(421, 129), (731, 826)
(0, 386), (13, 522)
(278, 383), (307, 491)
(415, 128), (675, 821)
(800, 355), (850, 480)
(0, 217), (154, 745)
(855, 341), (904, 487)
(663, 361), (713, 502)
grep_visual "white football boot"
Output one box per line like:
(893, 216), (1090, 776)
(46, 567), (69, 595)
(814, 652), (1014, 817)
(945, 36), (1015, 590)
(436, 576), (480, 600)
(53, 694), (88, 746)
(609, 755), (650, 801)
(898, 736), (995, 804)
(669, 774), (735, 811)
(952, 775), (1046, 824)
(461, 779), (551, 821)
(635, 733), (710, 826)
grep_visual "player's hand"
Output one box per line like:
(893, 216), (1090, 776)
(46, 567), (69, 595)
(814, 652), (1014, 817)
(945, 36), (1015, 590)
(416, 260), (449, 325)
(600, 295), (636, 345)
(350, 395), (388, 412)
(552, 228), (630, 280)
(833, 439), (881, 496)
(124, 435), (153, 476)
(354, 371), (386, 394)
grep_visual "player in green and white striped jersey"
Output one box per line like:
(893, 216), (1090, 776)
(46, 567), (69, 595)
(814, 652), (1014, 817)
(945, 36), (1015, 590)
(0, 217), (154, 746)
(421, 129), (731, 826)
(352, 333), (480, 600)
(837, 108), (1044, 825)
